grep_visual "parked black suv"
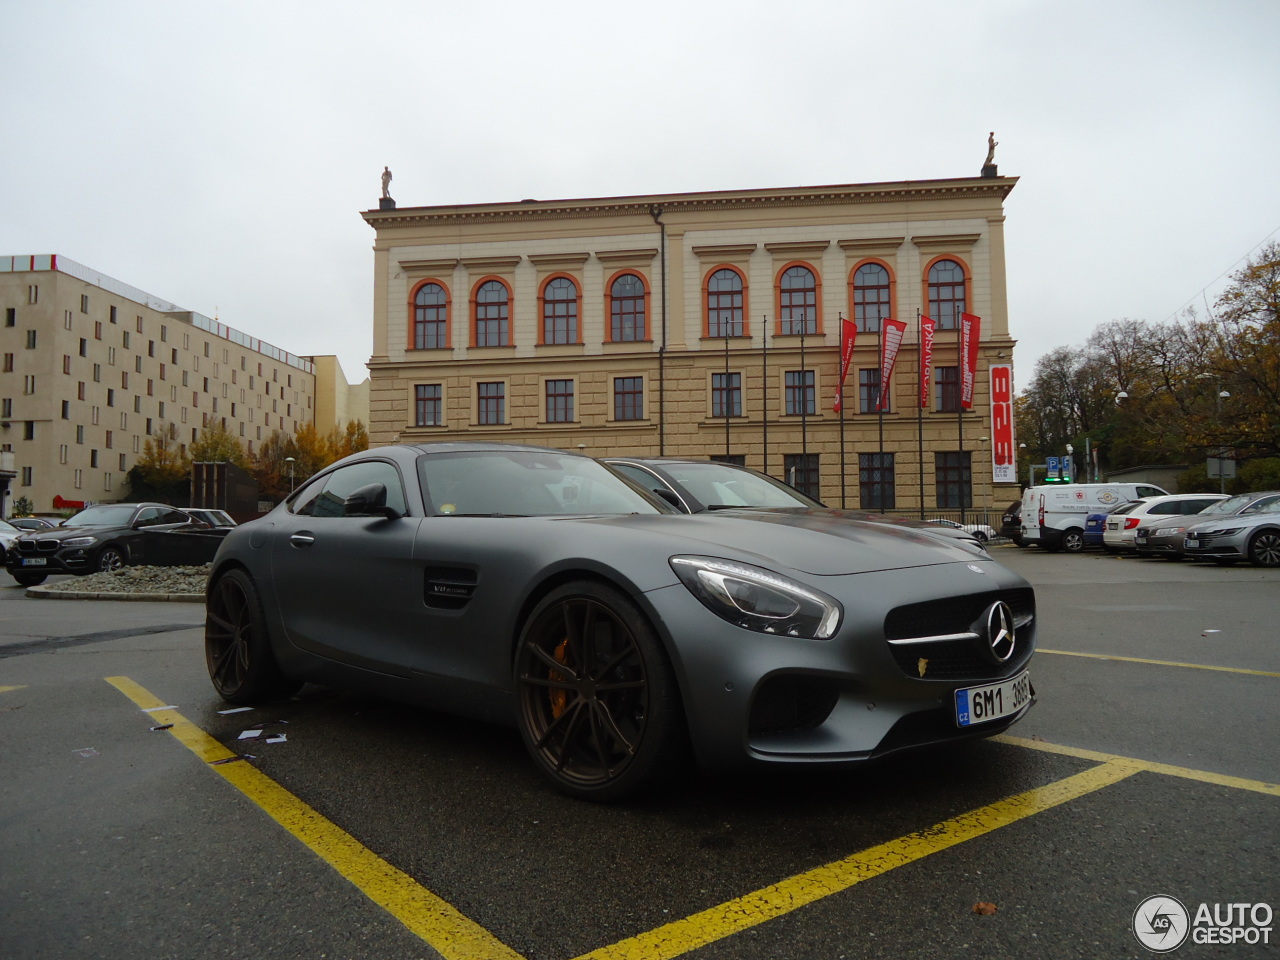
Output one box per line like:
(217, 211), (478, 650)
(6, 502), (218, 586)
(1000, 499), (1024, 546)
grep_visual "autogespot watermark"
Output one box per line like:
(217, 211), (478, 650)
(1133, 895), (1273, 952)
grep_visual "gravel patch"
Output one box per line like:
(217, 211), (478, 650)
(43, 564), (210, 597)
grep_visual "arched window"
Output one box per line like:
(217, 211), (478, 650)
(473, 280), (510, 347)
(413, 282), (448, 350)
(609, 273), (646, 342)
(707, 268), (744, 338)
(541, 276), (579, 344)
(853, 263), (890, 334)
(779, 266), (817, 335)
(928, 259), (966, 330)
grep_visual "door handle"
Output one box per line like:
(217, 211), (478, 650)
(289, 533), (315, 546)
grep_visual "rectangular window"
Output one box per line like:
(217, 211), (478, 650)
(785, 370), (815, 416)
(104, 473), (112, 491)
(93, 363), (101, 382)
(76, 425), (85, 444)
(90, 450), (99, 468)
(613, 377), (644, 421)
(712, 372), (742, 418)
(935, 451), (972, 509)
(859, 452), (896, 509)
(709, 454), (746, 467)
(80, 294), (89, 313)
(60, 445), (69, 464)
(4, 307), (14, 326)
(105, 430), (113, 449)
(120, 453), (127, 471)
(477, 382), (505, 425)
(859, 369), (886, 414)
(23, 421), (34, 440)
(545, 379), (574, 423)
(29, 286), (39, 305)
(25, 330), (36, 349)
(94, 321), (103, 340)
(80, 338), (88, 357)
(0, 398), (9, 417)
(21, 466), (32, 486)
(936, 366), (960, 413)
(415, 384), (442, 426)
(74, 469), (83, 489)
(61, 400), (70, 419)
(110, 305), (118, 324)
(24, 375), (35, 395)
(63, 356), (72, 375)
(2, 354), (12, 372)
(107, 389), (114, 407)
(783, 453), (820, 500)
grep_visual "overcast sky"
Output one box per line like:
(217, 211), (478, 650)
(3, 1), (1277, 391)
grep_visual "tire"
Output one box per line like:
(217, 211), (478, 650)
(514, 580), (684, 801)
(11, 571), (48, 586)
(1247, 530), (1280, 568)
(973, 531), (989, 543)
(205, 568), (301, 703)
(96, 546), (128, 573)
(1061, 528), (1085, 553)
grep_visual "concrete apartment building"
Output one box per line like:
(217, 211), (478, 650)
(361, 172), (1021, 511)
(0, 255), (367, 516)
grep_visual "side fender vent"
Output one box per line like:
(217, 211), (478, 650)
(423, 566), (477, 609)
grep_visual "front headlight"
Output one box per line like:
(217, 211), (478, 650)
(61, 536), (98, 547)
(670, 556), (842, 639)
(1204, 527), (1242, 537)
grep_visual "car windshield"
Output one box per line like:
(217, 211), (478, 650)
(1199, 493), (1256, 516)
(419, 451), (668, 517)
(1109, 501), (1140, 516)
(658, 462), (820, 510)
(0, 520), (19, 534)
(63, 504), (138, 526)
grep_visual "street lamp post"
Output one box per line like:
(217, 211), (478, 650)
(285, 457), (295, 494)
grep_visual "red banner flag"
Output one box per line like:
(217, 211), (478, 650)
(832, 317), (857, 412)
(919, 314), (936, 409)
(877, 319), (907, 411)
(960, 312), (982, 409)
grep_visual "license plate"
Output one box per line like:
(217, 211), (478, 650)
(1135, 532), (1147, 544)
(955, 671), (1030, 727)
(1184, 537), (1196, 549)
(21, 557), (47, 567)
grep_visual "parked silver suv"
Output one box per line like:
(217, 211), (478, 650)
(1181, 491), (1280, 567)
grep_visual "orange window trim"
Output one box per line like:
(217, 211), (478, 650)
(468, 275), (514, 349)
(701, 264), (751, 339)
(536, 272), (583, 346)
(773, 260), (824, 336)
(920, 254), (972, 329)
(407, 278), (453, 351)
(604, 269), (652, 343)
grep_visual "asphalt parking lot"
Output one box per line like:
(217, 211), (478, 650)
(1, 547), (1276, 960)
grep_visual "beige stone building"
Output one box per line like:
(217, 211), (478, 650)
(361, 175), (1021, 512)
(0, 255), (366, 515)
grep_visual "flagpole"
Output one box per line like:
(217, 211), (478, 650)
(877, 321), (885, 512)
(761, 314), (768, 475)
(800, 323), (808, 474)
(957, 318), (966, 525)
(838, 312), (846, 508)
(917, 308), (925, 519)
(724, 329), (731, 459)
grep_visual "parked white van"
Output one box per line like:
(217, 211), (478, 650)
(1021, 482), (1170, 552)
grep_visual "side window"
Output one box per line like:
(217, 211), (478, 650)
(161, 509), (191, 524)
(611, 463), (673, 500)
(134, 507), (162, 526)
(1243, 496), (1280, 514)
(296, 461), (408, 518)
(1136, 486), (1166, 498)
(1149, 502), (1179, 515)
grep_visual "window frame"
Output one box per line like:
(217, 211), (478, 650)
(470, 277), (512, 348)
(851, 259), (894, 334)
(538, 274), (581, 346)
(703, 266), (749, 339)
(414, 383), (443, 427)
(410, 280), (451, 351)
(925, 256), (969, 332)
(775, 261), (821, 336)
(605, 271), (650, 343)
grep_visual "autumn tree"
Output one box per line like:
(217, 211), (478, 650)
(125, 424), (190, 503)
(189, 422), (251, 469)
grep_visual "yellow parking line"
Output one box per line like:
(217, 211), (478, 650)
(0, 685), (28, 694)
(105, 676), (527, 960)
(994, 735), (1280, 797)
(1039, 648), (1280, 678)
(572, 760), (1140, 960)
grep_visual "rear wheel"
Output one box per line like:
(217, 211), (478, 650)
(1061, 528), (1085, 553)
(514, 580), (683, 801)
(1247, 530), (1280, 568)
(205, 569), (301, 703)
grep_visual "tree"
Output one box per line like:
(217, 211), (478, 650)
(189, 423), (251, 469)
(126, 424), (189, 503)
(252, 430), (296, 502)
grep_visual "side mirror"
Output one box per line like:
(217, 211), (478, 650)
(344, 482), (402, 519)
(654, 488), (684, 510)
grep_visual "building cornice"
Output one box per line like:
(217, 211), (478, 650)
(361, 177), (1019, 229)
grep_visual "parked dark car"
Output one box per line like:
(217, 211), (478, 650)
(999, 499), (1023, 546)
(205, 442), (1036, 801)
(5, 502), (219, 586)
(180, 508), (239, 529)
(602, 457), (984, 546)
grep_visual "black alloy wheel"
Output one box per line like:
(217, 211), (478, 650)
(205, 569), (301, 703)
(1248, 530), (1280, 568)
(96, 546), (127, 572)
(515, 581), (683, 801)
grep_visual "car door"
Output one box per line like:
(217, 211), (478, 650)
(268, 459), (421, 672)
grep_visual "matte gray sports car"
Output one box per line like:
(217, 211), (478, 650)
(205, 443), (1036, 800)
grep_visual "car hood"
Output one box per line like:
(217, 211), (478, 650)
(576, 511), (985, 576)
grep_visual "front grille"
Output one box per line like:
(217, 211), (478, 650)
(17, 539), (59, 555)
(748, 675), (840, 736)
(884, 588), (1034, 682)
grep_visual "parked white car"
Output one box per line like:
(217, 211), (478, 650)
(1102, 494), (1228, 553)
(926, 517), (998, 542)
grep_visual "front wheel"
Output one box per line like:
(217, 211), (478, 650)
(205, 569), (301, 703)
(1061, 528), (1085, 553)
(96, 546), (127, 573)
(1248, 530), (1280, 568)
(11, 571), (48, 586)
(514, 580), (684, 801)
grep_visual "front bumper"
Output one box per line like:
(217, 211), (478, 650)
(645, 559), (1037, 774)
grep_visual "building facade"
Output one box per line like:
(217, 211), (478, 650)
(361, 176), (1020, 511)
(0, 255), (323, 515)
